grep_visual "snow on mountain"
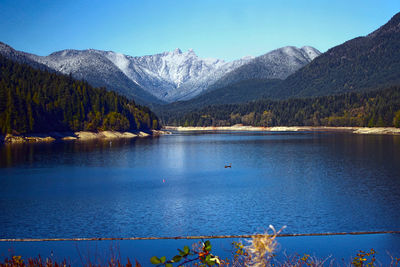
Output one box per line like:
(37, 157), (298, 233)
(27, 49), (162, 104)
(0, 42), (320, 104)
(0, 42), (53, 72)
(9, 45), (252, 103)
(300, 46), (321, 61)
(100, 48), (253, 102)
(207, 46), (321, 92)
(253, 46), (321, 79)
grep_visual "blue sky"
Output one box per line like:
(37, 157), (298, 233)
(0, 0), (399, 61)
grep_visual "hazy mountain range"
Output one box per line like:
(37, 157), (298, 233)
(0, 42), (320, 105)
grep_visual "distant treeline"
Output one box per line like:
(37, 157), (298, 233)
(168, 86), (400, 128)
(0, 55), (160, 135)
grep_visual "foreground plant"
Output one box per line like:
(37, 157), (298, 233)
(150, 240), (224, 266)
(0, 255), (71, 267)
(149, 226), (285, 267)
(243, 225), (285, 267)
(351, 249), (376, 267)
(3, 226), (397, 266)
(148, 226), (393, 267)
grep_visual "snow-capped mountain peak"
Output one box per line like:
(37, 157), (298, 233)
(39, 46), (319, 102)
(93, 48), (251, 101)
(172, 48), (182, 55)
(300, 46), (321, 61)
(206, 46), (321, 91)
(0, 42), (320, 103)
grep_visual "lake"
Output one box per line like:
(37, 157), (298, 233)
(1, 131), (400, 263)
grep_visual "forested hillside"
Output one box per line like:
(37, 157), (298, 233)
(260, 12), (400, 100)
(0, 55), (159, 135)
(155, 79), (281, 122)
(170, 86), (400, 128)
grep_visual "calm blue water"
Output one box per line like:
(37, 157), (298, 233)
(1, 131), (400, 263)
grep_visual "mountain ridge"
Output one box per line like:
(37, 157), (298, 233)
(260, 11), (400, 100)
(0, 43), (320, 104)
(0, 42), (162, 106)
(0, 54), (160, 135)
(206, 46), (320, 93)
(155, 11), (400, 122)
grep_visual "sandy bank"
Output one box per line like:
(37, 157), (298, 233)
(1, 130), (171, 144)
(75, 131), (139, 140)
(352, 127), (400, 135)
(164, 125), (400, 135)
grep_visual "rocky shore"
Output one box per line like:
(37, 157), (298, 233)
(164, 125), (400, 135)
(0, 130), (171, 144)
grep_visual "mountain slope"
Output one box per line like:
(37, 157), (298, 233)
(207, 46), (320, 91)
(173, 85), (400, 127)
(167, 12), (400, 127)
(0, 43), (321, 105)
(0, 44), (253, 103)
(0, 42), (53, 72)
(262, 12), (400, 99)
(0, 43), (164, 105)
(31, 49), (164, 105)
(154, 79), (281, 122)
(0, 54), (159, 134)
(154, 46), (320, 120)
(99, 48), (254, 102)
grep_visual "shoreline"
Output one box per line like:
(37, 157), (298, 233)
(164, 125), (400, 135)
(0, 130), (171, 144)
(3, 125), (400, 144)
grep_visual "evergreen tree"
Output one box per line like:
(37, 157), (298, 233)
(0, 55), (160, 135)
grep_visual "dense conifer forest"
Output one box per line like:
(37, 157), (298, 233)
(0, 55), (160, 135)
(168, 86), (400, 128)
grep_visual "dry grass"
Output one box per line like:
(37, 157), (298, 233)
(243, 225), (285, 267)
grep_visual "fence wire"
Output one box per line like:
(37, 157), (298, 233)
(1, 230), (400, 242)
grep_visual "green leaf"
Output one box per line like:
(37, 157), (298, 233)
(183, 245), (190, 254)
(165, 264), (173, 267)
(172, 255), (182, 263)
(160, 256), (166, 264)
(205, 254), (215, 266)
(204, 240), (212, 251)
(178, 249), (185, 256)
(150, 256), (161, 265)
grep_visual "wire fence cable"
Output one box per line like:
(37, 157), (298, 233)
(1, 230), (400, 242)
